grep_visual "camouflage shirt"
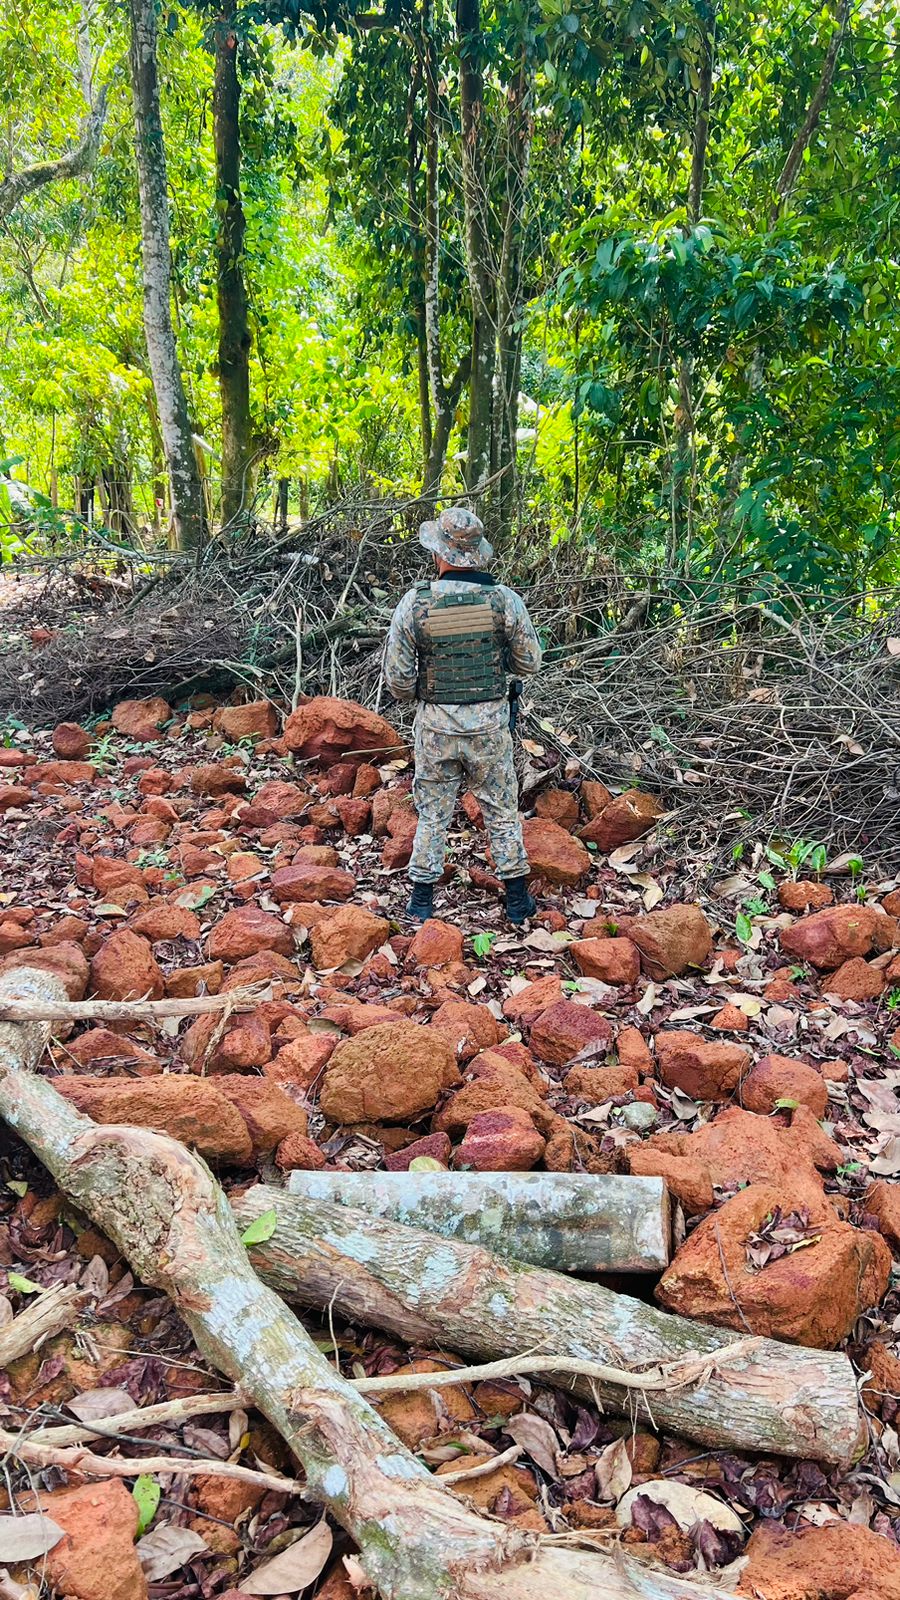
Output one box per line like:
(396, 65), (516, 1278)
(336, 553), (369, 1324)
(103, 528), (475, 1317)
(384, 576), (542, 735)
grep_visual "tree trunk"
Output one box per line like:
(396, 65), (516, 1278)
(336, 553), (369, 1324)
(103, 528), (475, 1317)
(415, 302), (433, 471)
(420, 7), (468, 507)
(214, 14), (253, 528)
(671, 1), (714, 571)
(494, 53), (532, 540)
(77, 478), (94, 524)
(456, 0), (495, 498)
(275, 475), (289, 533)
(0, 968), (741, 1600)
(237, 1183), (863, 1467)
(769, 0), (851, 224)
(285, 1170), (671, 1273)
(101, 465), (133, 537)
(0, 90), (107, 223)
(721, 0), (850, 531)
(405, 34), (432, 474)
(127, 0), (206, 550)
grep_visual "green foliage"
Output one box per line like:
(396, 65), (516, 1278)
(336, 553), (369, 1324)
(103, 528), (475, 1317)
(0, 0), (897, 588)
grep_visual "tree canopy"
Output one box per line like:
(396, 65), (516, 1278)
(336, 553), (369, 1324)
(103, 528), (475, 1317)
(1, 0), (898, 588)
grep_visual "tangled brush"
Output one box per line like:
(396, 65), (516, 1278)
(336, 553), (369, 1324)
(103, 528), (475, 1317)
(1, 500), (898, 861)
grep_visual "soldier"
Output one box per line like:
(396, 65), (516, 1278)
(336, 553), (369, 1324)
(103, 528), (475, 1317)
(384, 506), (542, 924)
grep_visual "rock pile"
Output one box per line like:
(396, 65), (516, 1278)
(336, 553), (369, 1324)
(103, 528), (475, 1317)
(2, 689), (900, 1594)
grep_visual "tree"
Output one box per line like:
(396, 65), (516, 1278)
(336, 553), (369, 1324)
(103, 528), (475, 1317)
(455, 0), (492, 496)
(0, 0), (107, 224)
(214, 12), (254, 525)
(127, 0), (207, 549)
(0, 92), (107, 226)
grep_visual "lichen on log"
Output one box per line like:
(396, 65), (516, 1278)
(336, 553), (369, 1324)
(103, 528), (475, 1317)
(237, 1182), (865, 1467)
(286, 1169), (671, 1272)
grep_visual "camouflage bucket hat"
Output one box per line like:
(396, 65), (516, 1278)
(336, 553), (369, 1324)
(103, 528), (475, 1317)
(418, 506), (494, 569)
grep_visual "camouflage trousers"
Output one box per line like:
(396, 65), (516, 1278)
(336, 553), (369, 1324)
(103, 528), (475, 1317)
(409, 715), (528, 883)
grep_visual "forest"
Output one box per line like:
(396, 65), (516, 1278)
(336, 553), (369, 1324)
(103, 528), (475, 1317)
(0, 3), (900, 1600)
(1, 0), (898, 586)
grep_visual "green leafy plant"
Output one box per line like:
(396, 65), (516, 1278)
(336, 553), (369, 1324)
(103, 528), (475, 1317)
(765, 839), (827, 881)
(91, 733), (117, 773)
(135, 848), (170, 868)
(836, 1160), (863, 1178)
(735, 911), (753, 944)
(132, 1476), (160, 1535)
(471, 932), (497, 959)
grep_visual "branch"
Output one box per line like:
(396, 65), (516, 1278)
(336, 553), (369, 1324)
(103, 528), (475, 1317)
(353, 1341), (763, 1399)
(0, 87), (107, 224)
(0, 986), (264, 1025)
(13, 1392), (243, 1451)
(769, 0), (851, 224)
(0, 966), (739, 1600)
(0, 1429), (303, 1494)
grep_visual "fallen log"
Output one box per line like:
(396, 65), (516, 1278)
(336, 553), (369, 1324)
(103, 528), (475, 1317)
(0, 966), (741, 1600)
(236, 1183), (865, 1467)
(285, 1169), (671, 1272)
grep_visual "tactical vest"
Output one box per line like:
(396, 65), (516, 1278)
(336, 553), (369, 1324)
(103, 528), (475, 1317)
(412, 581), (509, 704)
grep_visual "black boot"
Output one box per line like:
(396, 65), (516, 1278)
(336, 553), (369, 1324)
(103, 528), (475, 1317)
(505, 874), (536, 925)
(406, 881), (434, 922)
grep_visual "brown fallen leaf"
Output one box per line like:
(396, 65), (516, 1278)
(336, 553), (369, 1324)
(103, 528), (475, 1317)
(0, 1513), (65, 1563)
(503, 1411), (560, 1478)
(242, 1519), (333, 1595)
(745, 1206), (821, 1271)
(616, 1480), (745, 1536)
(870, 1136), (900, 1176)
(66, 1387), (134, 1423)
(594, 1435), (632, 1503)
(137, 1525), (209, 1582)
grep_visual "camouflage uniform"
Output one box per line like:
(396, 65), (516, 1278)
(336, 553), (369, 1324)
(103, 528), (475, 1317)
(384, 577), (542, 884)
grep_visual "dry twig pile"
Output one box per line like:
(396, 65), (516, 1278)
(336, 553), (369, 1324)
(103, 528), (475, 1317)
(1, 498), (897, 855)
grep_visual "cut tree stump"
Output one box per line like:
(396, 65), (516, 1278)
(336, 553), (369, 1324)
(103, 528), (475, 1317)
(0, 966), (744, 1600)
(286, 1169), (671, 1272)
(237, 1183), (864, 1467)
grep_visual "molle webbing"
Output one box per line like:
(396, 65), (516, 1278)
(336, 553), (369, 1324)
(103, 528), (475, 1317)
(413, 584), (508, 704)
